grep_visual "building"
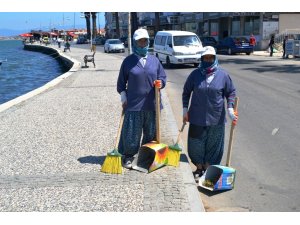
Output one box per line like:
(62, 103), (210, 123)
(105, 12), (300, 50)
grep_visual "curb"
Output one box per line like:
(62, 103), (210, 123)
(161, 90), (205, 212)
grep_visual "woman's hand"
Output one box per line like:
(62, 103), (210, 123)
(120, 91), (127, 109)
(228, 108), (238, 125)
(183, 107), (189, 123)
(154, 80), (162, 89)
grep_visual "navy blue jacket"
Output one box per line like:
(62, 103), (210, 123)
(117, 54), (167, 111)
(182, 67), (236, 126)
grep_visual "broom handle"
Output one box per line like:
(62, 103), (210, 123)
(175, 122), (186, 145)
(114, 109), (125, 149)
(155, 86), (161, 143)
(226, 97), (239, 167)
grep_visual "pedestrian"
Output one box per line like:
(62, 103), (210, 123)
(57, 39), (61, 48)
(64, 40), (71, 52)
(117, 28), (167, 169)
(269, 35), (275, 57)
(249, 34), (256, 52)
(182, 46), (238, 181)
(282, 35), (288, 59)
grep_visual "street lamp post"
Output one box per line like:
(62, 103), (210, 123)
(128, 12), (132, 55)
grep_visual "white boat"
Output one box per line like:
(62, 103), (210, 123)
(0, 59), (7, 65)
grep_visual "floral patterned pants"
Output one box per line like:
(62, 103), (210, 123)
(118, 111), (156, 156)
(188, 124), (225, 166)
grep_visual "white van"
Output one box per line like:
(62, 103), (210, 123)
(154, 30), (203, 68)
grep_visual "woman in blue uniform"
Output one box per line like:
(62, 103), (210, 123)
(117, 28), (167, 169)
(182, 46), (238, 181)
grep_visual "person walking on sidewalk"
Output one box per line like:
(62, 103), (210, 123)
(269, 35), (275, 57)
(182, 46), (238, 182)
(282, 35), (288, 59)
(117, 28), (167, 169)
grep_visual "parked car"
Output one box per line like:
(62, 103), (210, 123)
(104, 39), (125, 53)
(92, 36), (106, 45)
(200, 36), (218, 48)
(216, 36), (253, 55)
(149, 37), (154, 48)
(154, 30), (203, 68)
(77, 36), (88, 44)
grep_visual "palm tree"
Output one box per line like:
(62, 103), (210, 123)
(91, 12), (97, 39)
(155, 12), (160, 36)
(115, 12), (120, 38)
(84, 12), (91, 40)
(131, 12), (138, 34)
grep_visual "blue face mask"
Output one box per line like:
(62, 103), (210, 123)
(201, 56), (216, 69)
(201, 61), (214, 69)
(133, 40), (149, 57)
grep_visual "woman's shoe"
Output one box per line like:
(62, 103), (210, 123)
(193, 169), (204, 182)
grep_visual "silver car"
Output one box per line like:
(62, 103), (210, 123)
(104, 39), (125, 53)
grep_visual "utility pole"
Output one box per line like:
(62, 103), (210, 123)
(63, 13), (66, 42)
(98, 12), (100, 34)
(128, 12), (132, 55)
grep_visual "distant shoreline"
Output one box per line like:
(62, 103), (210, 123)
(0, 37), (22, 41)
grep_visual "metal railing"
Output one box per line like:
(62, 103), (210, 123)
(272, 29), (300, 52)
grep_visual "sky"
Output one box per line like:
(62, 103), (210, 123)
(0, 12), (105, 36)
(0, 0), (297, 36)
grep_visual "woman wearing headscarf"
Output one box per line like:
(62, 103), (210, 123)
(117, 28), (167, 169)
(182, 46), (238, 181)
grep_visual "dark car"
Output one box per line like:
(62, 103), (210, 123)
(216, 36), (253, 55)
(149, 37), (154, 48)
(200, 36), (218, 48)
(120, 36), (128, 47)
(76, 37), (88, 44)
(92, 36), (106, 45)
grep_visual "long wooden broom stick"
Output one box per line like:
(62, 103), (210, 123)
(155, 86), (161, 143)
(114, 109), (125, 150)
(226, 97), (239, 167)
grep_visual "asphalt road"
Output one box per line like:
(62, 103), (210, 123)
(90, 44), (300, 211)
(164, 54), (300, 212)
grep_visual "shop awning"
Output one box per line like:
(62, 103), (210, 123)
(19, 33), (33, 37)
(49, 32), (58, 36)
(67, 32), (75, 37)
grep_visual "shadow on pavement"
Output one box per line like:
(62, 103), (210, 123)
(197, 186), (232, 196)
(179, 153), (190, 163)
(77, 155), (106, 165)
(219, 58), (300, 74)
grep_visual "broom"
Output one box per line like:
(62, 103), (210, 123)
(167, 122), (186, 167)
(100, 110), (124, 174)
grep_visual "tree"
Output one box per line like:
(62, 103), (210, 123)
(91, 12), (97, 39)
(115, 12), (120, 38)
(154, 12), (160, 36)
(84, 12), (91, 40)
(131, 12), (138, 35)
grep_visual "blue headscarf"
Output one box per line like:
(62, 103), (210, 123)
(133, 39), (149, 57)
(200, 56), (219, 76)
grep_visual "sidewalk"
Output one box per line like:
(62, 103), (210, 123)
(0, 44), (204, 212)
(253, 50), (282, 57)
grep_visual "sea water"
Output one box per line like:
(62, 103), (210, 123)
(0, 40), (67, 105)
